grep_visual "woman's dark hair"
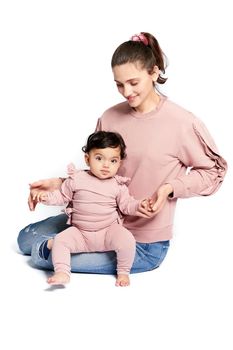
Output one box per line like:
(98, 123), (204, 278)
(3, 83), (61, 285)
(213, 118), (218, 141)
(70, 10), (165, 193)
(82, 131), (127, 159)
(111, 32), (168, 85)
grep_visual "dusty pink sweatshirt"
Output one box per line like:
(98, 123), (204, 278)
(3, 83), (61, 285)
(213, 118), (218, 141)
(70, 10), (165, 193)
(43, 165), (141, 231)
(96, 95), (227, 243)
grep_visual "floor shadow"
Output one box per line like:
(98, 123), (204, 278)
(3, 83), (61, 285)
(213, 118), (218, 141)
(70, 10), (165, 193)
(11, 242), (24, 254)
(44, 284), (66, 292)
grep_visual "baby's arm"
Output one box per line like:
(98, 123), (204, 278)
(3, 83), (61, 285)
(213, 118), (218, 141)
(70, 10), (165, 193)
(39, 178), (74, 206)
(116, 185), (151, 218)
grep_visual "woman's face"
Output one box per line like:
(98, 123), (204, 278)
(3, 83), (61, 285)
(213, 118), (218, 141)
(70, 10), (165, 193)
(113, 61), (158, 111)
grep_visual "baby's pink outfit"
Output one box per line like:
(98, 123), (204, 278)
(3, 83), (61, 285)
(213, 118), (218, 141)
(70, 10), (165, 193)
(43, 164), (141, 276)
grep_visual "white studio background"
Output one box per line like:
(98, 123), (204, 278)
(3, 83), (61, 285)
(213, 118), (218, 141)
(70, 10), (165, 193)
(0, 1), (232, 349)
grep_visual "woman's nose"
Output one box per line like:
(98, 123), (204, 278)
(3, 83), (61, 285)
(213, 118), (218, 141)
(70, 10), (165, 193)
(123, 85), (132, 97)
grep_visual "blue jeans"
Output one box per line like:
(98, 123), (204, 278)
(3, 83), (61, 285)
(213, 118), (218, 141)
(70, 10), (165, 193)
(17, 214), (170, 274)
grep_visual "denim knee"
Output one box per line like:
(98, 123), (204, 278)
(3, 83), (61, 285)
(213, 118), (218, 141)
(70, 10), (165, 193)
(17, 224), (35, 255)
(17, 214), (69, 255)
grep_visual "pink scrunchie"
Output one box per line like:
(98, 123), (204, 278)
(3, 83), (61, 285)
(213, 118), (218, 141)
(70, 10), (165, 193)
(131, 33), (149, 46)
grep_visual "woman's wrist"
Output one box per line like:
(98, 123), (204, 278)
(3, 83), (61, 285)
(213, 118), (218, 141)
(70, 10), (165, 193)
(164, 183), (174, 197)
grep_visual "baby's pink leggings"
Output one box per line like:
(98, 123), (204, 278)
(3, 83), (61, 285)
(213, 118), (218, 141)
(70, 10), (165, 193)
(51, 222), (136, 275)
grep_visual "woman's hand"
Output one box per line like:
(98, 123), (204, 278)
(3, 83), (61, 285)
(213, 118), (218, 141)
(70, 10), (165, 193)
(28, 177), (63, 211)
(149, 184), (173, 215)
(136, 199), (153, 218)
(136, 184), (173, 219)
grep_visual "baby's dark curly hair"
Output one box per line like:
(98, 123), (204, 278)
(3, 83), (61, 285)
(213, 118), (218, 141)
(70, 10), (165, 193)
(82, 131), (127, 159)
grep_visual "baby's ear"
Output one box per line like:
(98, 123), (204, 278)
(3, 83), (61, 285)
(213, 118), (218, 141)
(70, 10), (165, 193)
(84, 153), (90, 166)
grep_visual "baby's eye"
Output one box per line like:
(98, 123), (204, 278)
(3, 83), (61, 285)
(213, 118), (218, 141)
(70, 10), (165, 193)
(111, 159), (118, 164)
(96, 156), (102, 161)
(131, 82), (138, 86)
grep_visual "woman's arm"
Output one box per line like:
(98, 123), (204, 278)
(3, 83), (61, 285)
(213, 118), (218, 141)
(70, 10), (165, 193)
(166, 117), (227, 199)
(149, 118), (227, 213)
(149, 184), (174, 215)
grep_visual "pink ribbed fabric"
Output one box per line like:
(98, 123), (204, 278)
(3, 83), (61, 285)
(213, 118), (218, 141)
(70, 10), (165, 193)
(44, 170), (140, 231)
(96, 95), (227, 243)
(43, 170), (140, 274)
(51, 223), (136, 275)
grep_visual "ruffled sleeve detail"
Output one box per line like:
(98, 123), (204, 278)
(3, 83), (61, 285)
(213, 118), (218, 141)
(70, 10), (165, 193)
(192, 123), (227, 178)
(67, 163), (80, 179)
(168, 117), (227, 198)
(114, 175), (131, 186)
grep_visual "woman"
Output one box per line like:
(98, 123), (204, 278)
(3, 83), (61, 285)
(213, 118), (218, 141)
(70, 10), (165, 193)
(17, 32), (227, 275)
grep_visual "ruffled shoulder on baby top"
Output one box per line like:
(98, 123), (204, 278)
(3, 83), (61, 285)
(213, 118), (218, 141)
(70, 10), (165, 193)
(114, 175), (131, 186)
(67, 163), (81, 179)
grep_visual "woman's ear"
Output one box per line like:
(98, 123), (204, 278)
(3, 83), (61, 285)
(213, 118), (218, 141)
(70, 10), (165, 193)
(84, 154), (89, 166)
(151, 65), (160, 82)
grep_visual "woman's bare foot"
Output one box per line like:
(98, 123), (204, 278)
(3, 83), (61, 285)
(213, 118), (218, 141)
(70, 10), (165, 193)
(47, 272), (70, 285)
(115, 274), (130, 287)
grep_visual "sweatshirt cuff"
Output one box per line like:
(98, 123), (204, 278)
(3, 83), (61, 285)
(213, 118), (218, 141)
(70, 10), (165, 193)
(127, 199), (142, 216)
(165, 180), (185, 199)
(133, 200), (142, 215)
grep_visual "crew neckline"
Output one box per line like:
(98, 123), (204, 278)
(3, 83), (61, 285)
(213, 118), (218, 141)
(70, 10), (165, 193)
(129, 94), (167, 119)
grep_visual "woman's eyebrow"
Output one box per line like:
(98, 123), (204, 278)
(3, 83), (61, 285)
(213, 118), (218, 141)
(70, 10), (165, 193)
(114, 78), (139, 83)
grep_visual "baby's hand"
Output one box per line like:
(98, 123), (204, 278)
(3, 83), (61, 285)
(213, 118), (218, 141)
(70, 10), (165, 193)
(28, 177), (63, 211)
(140, 199), (152, 212)
(136, 199), (154, 218)
(34, 191), (48, 203)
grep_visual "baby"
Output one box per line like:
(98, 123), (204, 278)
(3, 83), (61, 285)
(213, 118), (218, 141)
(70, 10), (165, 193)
(38, 131), (151, 286)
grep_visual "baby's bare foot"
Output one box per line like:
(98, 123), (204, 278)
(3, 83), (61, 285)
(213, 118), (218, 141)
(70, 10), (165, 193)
(115, 274), (130, 287)
(47, 272), (70, 285)
(47, 238), (53, 250)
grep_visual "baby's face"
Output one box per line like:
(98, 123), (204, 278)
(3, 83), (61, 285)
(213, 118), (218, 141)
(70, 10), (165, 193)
(85, 147), (121, 180)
